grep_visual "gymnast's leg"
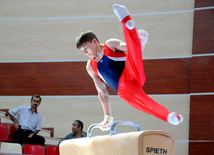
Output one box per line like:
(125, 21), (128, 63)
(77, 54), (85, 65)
(113, 4), (183, 125)
(113, 4), (145, 86)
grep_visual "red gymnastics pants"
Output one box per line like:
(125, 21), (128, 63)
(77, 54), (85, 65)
(117, 15), (170, 122)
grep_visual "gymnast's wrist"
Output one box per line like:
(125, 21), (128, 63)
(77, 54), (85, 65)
(104, 114), (113, 123)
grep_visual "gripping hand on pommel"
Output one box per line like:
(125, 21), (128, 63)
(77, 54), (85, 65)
(99, 115), (113, 131)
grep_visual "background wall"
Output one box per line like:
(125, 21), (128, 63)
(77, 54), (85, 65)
(0, 0), (213, 154)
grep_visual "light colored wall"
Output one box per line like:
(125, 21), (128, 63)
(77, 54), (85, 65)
(0, 95), (189, 154)
(0, 0), (194, 61)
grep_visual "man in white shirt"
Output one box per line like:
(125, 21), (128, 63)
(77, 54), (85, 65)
(9, 95), (45, 146)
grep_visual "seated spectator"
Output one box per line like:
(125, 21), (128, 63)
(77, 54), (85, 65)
(58, 120), (87, 145)
(8, 95), (45, 146)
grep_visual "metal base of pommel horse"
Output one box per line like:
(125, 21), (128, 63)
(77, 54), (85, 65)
(59, 121), (175, 155)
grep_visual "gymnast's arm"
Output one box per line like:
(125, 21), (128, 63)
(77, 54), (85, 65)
(106, 29), (149, 52)
(86, 60), (112, 118)
(106, 39), (127, 53)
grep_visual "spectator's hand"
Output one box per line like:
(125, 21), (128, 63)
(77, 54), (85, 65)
(14, 122), (20, 131)
(28, 133), (34, 138)
(99, 115), (113, 131)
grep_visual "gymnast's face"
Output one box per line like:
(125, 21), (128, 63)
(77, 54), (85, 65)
(79, 38), (98, 58)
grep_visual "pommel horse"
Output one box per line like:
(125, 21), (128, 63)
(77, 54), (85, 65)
(59, 121), (175, 155)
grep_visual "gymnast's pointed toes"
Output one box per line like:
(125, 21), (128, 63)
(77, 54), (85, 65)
(167, 112), (183, 125)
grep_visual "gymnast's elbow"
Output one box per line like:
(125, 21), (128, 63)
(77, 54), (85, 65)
(98, 88), (109, 98)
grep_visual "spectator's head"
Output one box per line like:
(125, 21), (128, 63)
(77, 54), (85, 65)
(72, 120), (84, 134)
(30, 95), (42, 109)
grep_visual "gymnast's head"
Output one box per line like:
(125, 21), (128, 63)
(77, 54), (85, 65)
(75, 30), (99, 49)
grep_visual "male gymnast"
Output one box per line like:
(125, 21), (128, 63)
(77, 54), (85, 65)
(75, 4), (183, 130)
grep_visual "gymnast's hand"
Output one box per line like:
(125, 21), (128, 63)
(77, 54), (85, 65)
(99, 115), (113, 131)
(138, 29), (149, 47)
